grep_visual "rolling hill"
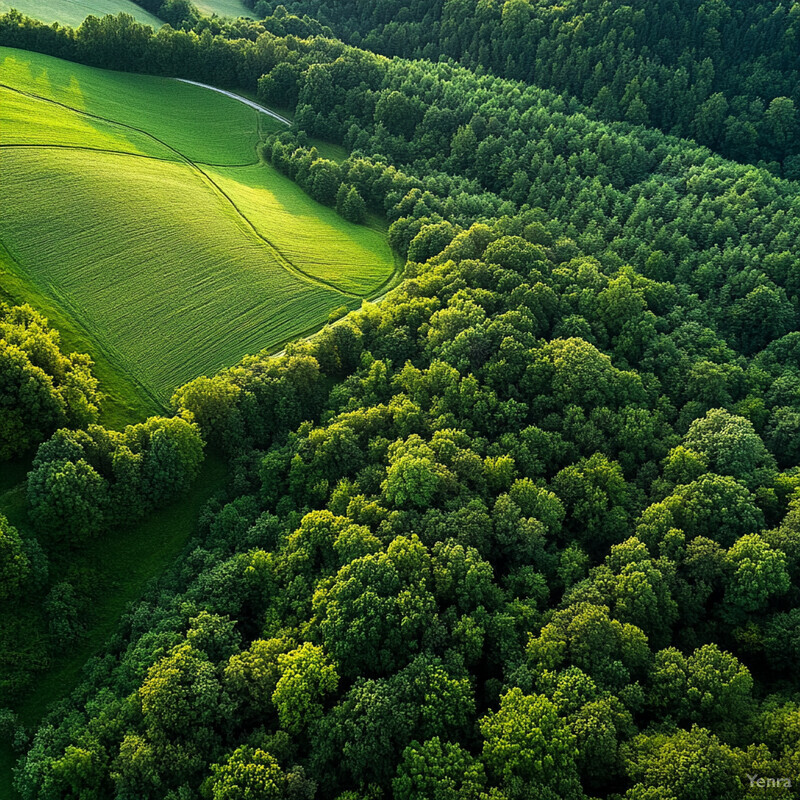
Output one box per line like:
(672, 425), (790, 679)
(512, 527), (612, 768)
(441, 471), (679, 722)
(0, 0), (162, 28)
(0, 46), (397, 405)
(193, 0), (251, 18)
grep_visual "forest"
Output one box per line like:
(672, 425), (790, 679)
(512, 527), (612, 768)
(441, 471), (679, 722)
(1, 2), (799, 798)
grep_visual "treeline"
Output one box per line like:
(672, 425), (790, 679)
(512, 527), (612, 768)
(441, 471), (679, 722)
(0, 5), (332, 85)
(252, 36), (800, 359)
(1, 417), (204, 689)
(261, 0), (800, 173)
(0, 302), (205, 696)
(262, 136), (366, 222)
(27, 417), (204, 543)
(6, 9), (798, 362)
(131, 0), (200, 28)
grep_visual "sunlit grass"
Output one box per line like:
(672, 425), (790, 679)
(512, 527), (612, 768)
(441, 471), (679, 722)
(0, 47), (397, 403)
(0, 0), (162, 28)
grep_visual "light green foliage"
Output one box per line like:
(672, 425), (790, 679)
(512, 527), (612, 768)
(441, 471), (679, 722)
(636, 474), (764, 549)
(624, 726), (744, 800)
(571, 695), (633, 785)
(430, 539), (497, 614)
(524, 338), (644, 411)
(593, 537), (678, 646)
(393, 737), (489, 800)
(551, 452), (632, 552)
(382, 436), (454, 509)
(661, 446), (708, 487)
(528, 602), (650, 689)
(27, 456), (107, 542)
(224, 636), (294, 713)
(480, 688), (580, 799)
(209, 747), (286, 800)
(0, 303), (99, 459)
(649, 644), (754, 734)
(724, 534), (790, 616)
(139, 642), (223, 736)
(273, 642), (339, 734)
(27, 416), (204, 540)
(310, 535), (437, 677)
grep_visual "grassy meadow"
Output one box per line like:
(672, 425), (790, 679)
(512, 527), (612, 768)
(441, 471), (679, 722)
(0, 47), (397, 404)
(0, 0), (162, 28)
(0, 50), (268, 162)
(209, 163), (398, 296)
(193, 0), (252, 17)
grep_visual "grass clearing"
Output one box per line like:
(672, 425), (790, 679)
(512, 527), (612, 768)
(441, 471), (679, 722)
(12, 453), (228, 725)
(0, 147), (354, 402)
(1, 47), (264, 163)
(0, 85), (176, 158)
(0, 0), (162, 28)
(208, 163), (397, 296)
(0, 241), (161, 426)
(0, 453), (228, 799)
(0, 47), (397, 404)
(193, 0), (252, 17)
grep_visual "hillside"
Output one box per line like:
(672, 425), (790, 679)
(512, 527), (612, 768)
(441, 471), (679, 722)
(1, 6), (800, 800)
(193, 0), (250, 17)
(266, 0), (800, 175)
(0, 47), (397, 403)
(0, 0), (161, 28)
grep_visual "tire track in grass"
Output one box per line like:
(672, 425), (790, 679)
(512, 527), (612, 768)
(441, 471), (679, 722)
(0, 83), (366, 298)
(174, 78), (292, 125)
(0, 142), (258, 168)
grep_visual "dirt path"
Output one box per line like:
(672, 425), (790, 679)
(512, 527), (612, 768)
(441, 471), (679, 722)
(174, 79), (292, 125)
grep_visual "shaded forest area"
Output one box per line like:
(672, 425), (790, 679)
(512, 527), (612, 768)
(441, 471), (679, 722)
(258, 0), (800, 175)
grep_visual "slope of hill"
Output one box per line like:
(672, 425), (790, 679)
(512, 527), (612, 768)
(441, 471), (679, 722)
(0, 47), (397, 404)
(270, 0), (800, 173)
(4, 7), (800, 800)
(0, 0), (161, 28)
(193, 0), (251, 17)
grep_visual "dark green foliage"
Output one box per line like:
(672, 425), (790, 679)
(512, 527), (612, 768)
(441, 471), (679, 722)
(259, 0), (800, 173)
(0, 303), (99, 461)
(27, 417), (204, 542)
(0, 514), (29, 601)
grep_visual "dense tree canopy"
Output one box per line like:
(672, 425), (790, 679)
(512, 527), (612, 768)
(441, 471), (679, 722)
(27, 416), (204, 542)
(257, 0), (800, 174)
(2, 3), (800, 799)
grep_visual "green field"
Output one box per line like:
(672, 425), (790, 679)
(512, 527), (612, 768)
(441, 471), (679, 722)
(194, 0), (252, 17)
(0, 47), (397, 404)
(0, 0), (162, 28)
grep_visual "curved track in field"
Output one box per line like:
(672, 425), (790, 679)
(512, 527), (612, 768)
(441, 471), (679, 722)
(174, 78), (292, 125)
(0, 82), (394, 301)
